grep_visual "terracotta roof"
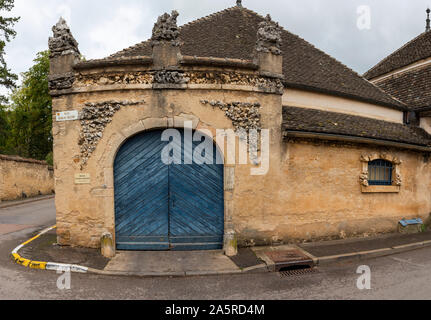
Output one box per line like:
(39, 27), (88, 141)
(364, 31), (431, 80)
(283, 106), (431, 148)
(107, 6), (405, 110)
(373, 63), (431, 109)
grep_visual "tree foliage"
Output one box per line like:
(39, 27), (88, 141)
(0, 2), (53, 164)
(4, 51), (52, 162)
(0, 0), (20, 104)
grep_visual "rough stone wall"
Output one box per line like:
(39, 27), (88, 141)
(233, 141), (431, 246)
(0, 155), (54, 201)
(52, 86), (282, 248)
(52, 84), (431, 248)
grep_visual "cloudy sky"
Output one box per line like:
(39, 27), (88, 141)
(3, 0), (431, 92)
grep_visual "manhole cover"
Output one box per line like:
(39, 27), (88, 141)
(265, 249), (314, 272)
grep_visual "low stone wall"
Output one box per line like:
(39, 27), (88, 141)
(0, 155), (54, 201)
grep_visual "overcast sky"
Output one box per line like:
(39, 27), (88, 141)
(4, 0), (431, 92)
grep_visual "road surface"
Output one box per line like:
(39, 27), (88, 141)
(0, 198), (430, 300)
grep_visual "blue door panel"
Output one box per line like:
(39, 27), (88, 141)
(115, 131), (169, 250)
(169, 136), (224, 250)
(114, 129), (224, 251)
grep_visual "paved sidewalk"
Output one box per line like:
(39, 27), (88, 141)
(12, 227), (431, 277)
(0, 194), (55, 209)
(298, 231), (431, 265)
(104, 250), (242, 277)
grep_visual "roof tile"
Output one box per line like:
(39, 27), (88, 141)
(373, 63), (431, 109)
(364, 31), (431, 80)
(283, 106), (431, 147)
(107, 6), (404, 110)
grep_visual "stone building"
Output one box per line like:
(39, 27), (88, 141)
(49, 3), (431, 256)
(365, 9), (431, 138)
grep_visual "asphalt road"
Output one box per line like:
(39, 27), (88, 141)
(1, 198), (431, 300)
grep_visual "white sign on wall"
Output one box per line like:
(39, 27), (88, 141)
(74, 173), (91, 185)
(56, 110), (79, 122)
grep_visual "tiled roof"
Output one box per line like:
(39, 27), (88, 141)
(364, 31), (431, 80)
(283, 106), (431, 147)
(107, 6), (405, 110)
(373, 63), (431, 109)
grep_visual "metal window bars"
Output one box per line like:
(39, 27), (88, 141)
(368, 159), (393, 186)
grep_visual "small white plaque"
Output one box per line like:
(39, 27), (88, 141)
(56, 110), (79, 122)
(75, 173), (91, 185)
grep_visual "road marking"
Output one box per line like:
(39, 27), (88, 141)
(10, 225), (89, 274)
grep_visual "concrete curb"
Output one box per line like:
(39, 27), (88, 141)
(11, 225), (263, 277)
(11, 225), (89, 274)
(0, 195), (55, 209)
(13, 226), (431, 277)
(86, 268), (264, 278)
(315, 239), (431, 265)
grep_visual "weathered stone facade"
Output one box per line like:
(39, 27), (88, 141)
(151, 10), (181, 47)
(0, 155), (54, 201)
(200, 100), (261, 132)
(49, 8), (431, 255)
(256, 15), (282, 56)
(79, 100), (144, 167)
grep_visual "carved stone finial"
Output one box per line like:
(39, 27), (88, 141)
(256, 14), (282, 55)
(48, 17), (80, 58)
(151, 10), (181, 46)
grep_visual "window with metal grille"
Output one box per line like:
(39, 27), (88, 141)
(368, 160), (393, 186)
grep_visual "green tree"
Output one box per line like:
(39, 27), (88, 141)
(0, 104), (10, 153)
(8, 50), (52, 162)
(0, 0), (20, 104)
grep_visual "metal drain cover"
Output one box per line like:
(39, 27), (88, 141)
(265, 249), (314, 272)
(279, 267), (318, 278)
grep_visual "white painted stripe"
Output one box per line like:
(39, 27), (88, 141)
(70, 265), (89, 273)
(46, 262), (88, 273)
(11, 225), (88, 274)
(38, 226), (56, 236)
(12, 244), (24, 254)
(11, 226), (56, 256)
(46, 263), (70, 271)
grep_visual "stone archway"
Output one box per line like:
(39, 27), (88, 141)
(100, 117), (236, 254)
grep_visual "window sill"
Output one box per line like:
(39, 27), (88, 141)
(361, 185), (400, 193)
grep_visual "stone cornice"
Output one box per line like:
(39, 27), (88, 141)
(74, 56), (153, 71)
(180, 55), (258, 70)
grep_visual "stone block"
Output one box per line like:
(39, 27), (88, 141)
(101, 232), (116, 258)
(257, 52), (283, 75)
(224, 167), (235, 191)
(142, 117), (168, 130)
(121, 121), (145, 138)
(174, 114), (200, 129)
(50, 54), (78, 75)
(224, 230), (238, 257)
(152, 43), (181, 69)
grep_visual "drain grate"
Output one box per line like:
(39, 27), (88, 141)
(266, 249), (314, 272)
(279, 266), (318, 278)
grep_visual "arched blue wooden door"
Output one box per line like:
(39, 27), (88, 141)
(114, 129), (224, 251)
